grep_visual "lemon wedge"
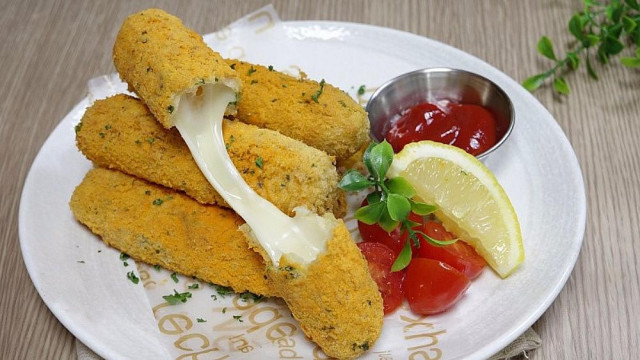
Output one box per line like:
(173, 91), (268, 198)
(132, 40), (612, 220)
(388, 141), (524, 278)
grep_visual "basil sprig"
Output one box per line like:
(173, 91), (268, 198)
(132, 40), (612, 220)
(339, 141), (457, 271)
(524, 0), (640, 95)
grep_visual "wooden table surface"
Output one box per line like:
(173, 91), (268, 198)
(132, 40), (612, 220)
(1, 0), (638, 359)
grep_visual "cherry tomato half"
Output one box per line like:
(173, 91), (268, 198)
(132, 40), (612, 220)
(357, 199), (423, 256)
(357, 242), (404, 314)
(403, 258), (470, 315)
(415, 221), (486, 279)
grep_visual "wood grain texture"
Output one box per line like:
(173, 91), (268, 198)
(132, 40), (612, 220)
(1, 0), (638, 359)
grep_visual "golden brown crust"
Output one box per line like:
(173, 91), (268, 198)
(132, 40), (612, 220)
(112, 8), (239, 128)
(76, 94), (346, 217)
(227, 60), (370, 162)
(69, 168), (272, 296)
(249, 223), (383, 359)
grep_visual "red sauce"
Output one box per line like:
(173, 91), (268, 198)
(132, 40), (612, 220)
(385, 101), (498, 156)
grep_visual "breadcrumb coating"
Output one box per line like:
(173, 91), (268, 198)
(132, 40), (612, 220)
(75, 94), (346, 217)
(113, 8), (240, 128)
(227, 60), (370, 162)
(69, 168), (272, 296)
(244, 223), (383, 359)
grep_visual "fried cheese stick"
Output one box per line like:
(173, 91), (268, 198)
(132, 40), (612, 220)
(245, 226), (383, 359)
(227, 60), (370, 162)
(113, 8), (240, 128)
(69, 168), (272, 296)
(112, 9), (383, 359)
(76, 94), (346, 217)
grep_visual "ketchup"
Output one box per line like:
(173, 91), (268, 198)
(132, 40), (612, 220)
(385, 101), (498, 156)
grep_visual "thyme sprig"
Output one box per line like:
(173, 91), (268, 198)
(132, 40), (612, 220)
(524, 0), (640, 95)
(339, 141), (456, 271)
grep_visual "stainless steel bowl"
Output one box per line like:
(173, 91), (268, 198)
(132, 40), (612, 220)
(366, 68), (514, 160)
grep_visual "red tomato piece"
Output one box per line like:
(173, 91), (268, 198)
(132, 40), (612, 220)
(357, 199), (423, 256)
(416, 221), (486, 279)
(357, 242), (404, 314)
(403, 258), (470, 315)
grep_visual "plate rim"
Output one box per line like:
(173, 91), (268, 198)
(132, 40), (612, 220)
(18, 20), (587, 360)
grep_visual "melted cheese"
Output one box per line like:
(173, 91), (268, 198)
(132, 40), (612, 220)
(174, 84), (334, 266)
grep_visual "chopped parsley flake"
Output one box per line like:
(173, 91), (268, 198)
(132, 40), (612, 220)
(311, 79), (326, 103)
(230, 63), (236, 70)
(247, 66), (256, 76)
(147, 137), (155, 145)
(188, 283), (199, 289)
(222, 307), (227, 313)
(99, 132), (105, 138)
(233, 315), (243, 322)
(154, 264), (161, 271)
(104, 124), (111, 130)
(212, 284), (234, 297)
(144, 190), (151, 195)
(197, 318), (207, 323)
(74, 122), (83, 133)
(163, 290), (192, 305)
(255, 156), (263, 169)
(127, 271), (139, 284)
(239, 291), (264, 303)
(120, 252), (130, 261)
(268, 65), (274, 71)
(153, 198), (164, 205)
(167, 105), (174, 113)
(250, 80), (258, 85)
(357, 85), (366, 95)
(170, 272), (179, 283)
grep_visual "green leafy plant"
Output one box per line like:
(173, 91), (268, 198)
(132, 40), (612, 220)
(524, 0), (640, 95)
(338, 141), (456, 271)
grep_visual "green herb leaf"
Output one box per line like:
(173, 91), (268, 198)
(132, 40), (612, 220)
(368, 141), (394, 180)
(586, 56), (599, 80)
(163, 290), (192, 305)
(366, 191), (382, 205)
(391, 240), (412, 271)
(569, 14), (586, 42)
(378, 207), (400, 232)
(522, 73), (548, 91)
(567, 53), (581, 69)
(553, 77), (571, 95)
(622, 16), (637, 33)
(362, 142), (377, 178)
(625, 0), (640, 11)
(153, 198), (163, 205)
(386, 193), (411, 221)
(120, 252), (130, 261)
(197, 318), (207, 323)
(339, 170), (375, 191)
(357, 85), (366, 95)
(411, 201), (437, 215)
(354, 201), (386, 225)
(415, 231), (458, 246)
(586, 34), (600, 46)
(537, 36), (557, 60)
(603, 36), (625, 55)
(188, 283), (199, 289)
(385, 177), (416, 198)
(621, 57), (640, 67)
(255, 156), (263, 169)
(171, 272), (179, 283)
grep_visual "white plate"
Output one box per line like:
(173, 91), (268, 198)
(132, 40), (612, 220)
(19, 21), (586, 360)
